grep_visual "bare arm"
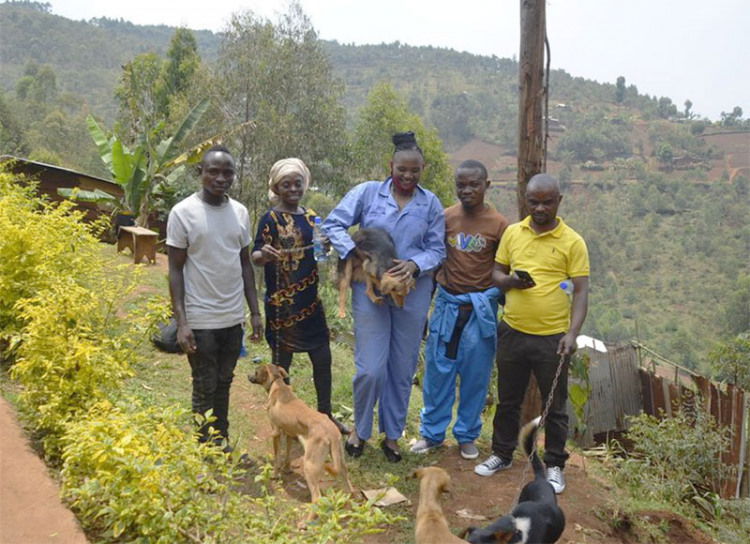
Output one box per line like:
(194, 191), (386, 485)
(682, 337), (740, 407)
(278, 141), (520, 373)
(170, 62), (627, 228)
(251, 244), (281, 266)
(557, 276), (589, 355)
(491, 262), (535, 291)
(240, 246), (263, 342)
(167, 245), (196, 354)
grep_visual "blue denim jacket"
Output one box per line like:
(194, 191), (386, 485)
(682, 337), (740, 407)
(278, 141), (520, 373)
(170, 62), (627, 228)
(322, 179), (445, 275)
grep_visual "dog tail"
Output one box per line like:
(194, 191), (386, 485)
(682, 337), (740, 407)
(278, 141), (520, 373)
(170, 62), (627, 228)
(328, 438), (354, 493)
(520, 416), (545, 478)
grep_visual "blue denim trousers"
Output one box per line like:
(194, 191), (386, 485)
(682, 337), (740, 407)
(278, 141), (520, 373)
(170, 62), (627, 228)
(186, 324), (243, 442)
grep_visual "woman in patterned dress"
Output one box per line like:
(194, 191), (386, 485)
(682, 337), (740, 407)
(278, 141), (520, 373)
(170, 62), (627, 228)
(251, 158), (349, 434)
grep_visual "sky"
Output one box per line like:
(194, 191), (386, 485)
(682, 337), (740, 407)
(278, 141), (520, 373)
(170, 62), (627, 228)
(45, 0), (749, 121)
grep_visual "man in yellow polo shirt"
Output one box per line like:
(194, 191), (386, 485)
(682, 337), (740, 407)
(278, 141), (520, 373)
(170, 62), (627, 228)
(474, 173), (589, 495)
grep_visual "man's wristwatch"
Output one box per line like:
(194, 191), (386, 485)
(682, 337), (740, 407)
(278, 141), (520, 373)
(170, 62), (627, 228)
(409, 260), (420, 278)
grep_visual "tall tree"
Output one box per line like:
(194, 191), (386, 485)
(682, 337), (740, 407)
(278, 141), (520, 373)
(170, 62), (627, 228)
(351, 82), (453, 206)
(615, 76), (626, 103)
(0, 90), (29, 156)
(214, 2), (347, 223)
(115, 53), (165, 140)
(684, 99), (693, 119)
(157, 28), (201, 117)
(115, 28), (204, 143)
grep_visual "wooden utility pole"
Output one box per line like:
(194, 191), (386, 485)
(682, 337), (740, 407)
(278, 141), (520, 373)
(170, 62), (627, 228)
(516, 0), (546, 219)
(517, 0), (547, 423)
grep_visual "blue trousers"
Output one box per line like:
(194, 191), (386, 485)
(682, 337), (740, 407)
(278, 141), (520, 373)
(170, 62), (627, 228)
(420, 286), (500, 444)
(351, 276), (433, 441)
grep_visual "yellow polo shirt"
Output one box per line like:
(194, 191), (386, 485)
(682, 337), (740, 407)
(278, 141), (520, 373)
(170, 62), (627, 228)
(495, 216), (589, 335)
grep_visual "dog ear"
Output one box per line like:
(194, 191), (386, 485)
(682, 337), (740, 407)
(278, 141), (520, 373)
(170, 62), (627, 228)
(277, 366), (289, 379)
(411, 468), (424, 480)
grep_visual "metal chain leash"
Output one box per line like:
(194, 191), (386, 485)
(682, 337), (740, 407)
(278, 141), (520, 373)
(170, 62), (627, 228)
(512, 352), (567, 507)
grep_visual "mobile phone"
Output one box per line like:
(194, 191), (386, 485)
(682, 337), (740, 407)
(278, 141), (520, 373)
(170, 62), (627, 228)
(514, 269), (535, 284)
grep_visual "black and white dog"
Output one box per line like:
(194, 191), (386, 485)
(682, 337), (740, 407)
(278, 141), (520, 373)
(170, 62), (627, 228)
(462, 417), (565, 543)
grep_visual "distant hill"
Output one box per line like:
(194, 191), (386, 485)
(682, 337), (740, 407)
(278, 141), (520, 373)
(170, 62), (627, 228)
(0, 1), (675, 151)
(0, 1), (219, 120)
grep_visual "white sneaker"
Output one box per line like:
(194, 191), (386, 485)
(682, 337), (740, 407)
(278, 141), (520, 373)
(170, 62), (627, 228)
(474, 454), (512, 476)
(459, 442), (479, 460)
(546, 466), (566, 494)
(410, 438), (443, 454)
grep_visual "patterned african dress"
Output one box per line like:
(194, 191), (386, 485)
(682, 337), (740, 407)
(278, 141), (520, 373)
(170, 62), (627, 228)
(253, 208), (330, 352)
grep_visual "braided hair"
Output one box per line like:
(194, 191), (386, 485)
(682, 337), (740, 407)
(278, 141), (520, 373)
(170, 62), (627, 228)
(392, 131), (424, 157)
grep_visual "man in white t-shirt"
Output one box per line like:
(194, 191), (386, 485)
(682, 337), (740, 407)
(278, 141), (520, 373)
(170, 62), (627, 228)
(167, 145), (263, 450)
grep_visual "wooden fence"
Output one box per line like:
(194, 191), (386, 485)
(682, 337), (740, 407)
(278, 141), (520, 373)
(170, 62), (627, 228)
(567, 340), (749, 499)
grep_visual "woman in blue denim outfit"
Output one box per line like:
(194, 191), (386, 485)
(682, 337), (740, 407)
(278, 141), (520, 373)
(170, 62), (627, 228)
(323, 132), (445, 462)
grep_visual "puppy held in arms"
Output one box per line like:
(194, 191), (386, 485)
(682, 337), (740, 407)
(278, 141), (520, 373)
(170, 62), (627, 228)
(337, 227), (415, 318)
(462, 417), (565, 543)
(248, 364), (353, 512)
(413, 466), (466, 544)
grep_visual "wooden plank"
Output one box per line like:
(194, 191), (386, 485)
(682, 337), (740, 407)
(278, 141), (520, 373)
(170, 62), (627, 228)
(610, 344), (642, 429)
(584, 351), (616, 434)
(668, 383), (681, 414)
(652, 375), (667, 417)
(120, 225), (158, 237)
(726, 385), (744, 498)
(639, 368), (654, 416)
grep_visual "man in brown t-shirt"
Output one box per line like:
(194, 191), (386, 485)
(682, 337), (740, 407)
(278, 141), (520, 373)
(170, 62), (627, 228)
(411, 160), (509, 459)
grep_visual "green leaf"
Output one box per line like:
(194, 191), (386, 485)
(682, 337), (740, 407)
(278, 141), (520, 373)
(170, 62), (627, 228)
(158, 98), (209, 165)
(57, 188), (118, 204)
(569, 383), (590, 407)
(86, 115), (113, 170)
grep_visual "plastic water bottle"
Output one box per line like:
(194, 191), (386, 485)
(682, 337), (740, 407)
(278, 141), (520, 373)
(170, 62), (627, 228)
(560, 279), (574, 297)
(313, 216), (328, 262)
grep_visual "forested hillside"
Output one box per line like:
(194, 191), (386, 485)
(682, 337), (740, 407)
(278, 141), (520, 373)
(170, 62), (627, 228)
(0, 0), (748, 374)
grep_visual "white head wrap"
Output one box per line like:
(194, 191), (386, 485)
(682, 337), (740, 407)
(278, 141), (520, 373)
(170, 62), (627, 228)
(267, 158), (311, 203)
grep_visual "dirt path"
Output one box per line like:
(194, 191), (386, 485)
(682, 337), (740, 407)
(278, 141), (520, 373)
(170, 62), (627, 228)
(235, 380), (623, 543)
(233, 375), (716, 544)
(0, 398), (88, 544)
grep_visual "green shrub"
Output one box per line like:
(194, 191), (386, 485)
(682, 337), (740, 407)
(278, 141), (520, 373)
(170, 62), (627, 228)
(10, 281), (135, 458)
(61, 400), (400, 543)
(612, 409), (731, 520)
(0, 169), (108, 346)
(61, 400), (242, 542)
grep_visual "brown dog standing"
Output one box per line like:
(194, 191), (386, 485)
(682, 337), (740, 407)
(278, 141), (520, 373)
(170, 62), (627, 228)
(413, 467), (466, 544)
(248, 364), (353, 506)
(337, 227), (415, 318)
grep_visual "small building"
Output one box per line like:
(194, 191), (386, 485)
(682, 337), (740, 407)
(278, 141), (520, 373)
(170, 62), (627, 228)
(1, 155), (122, 223)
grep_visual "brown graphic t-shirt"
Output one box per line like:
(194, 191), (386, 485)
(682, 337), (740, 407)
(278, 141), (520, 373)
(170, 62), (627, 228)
(435, 203), (509, 294)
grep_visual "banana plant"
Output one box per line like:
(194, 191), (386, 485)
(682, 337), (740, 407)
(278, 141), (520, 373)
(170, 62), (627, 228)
(85, 98), (210, 227)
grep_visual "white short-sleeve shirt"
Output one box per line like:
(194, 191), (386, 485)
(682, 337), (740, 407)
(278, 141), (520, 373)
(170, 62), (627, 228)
(166, 193), (250, 329)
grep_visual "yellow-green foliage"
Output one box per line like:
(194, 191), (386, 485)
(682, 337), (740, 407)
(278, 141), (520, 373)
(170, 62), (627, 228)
(1, 166), (139, 457)
(11, 280), (136, 458)
(61, 400), (241, 543)
(0, 168), (108, 343)
(62, 399), (401, 543)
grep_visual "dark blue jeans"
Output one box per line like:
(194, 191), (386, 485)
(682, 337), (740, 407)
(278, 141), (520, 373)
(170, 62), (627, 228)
(491, 321), (570, 468)
(187, 324), (243, 442)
